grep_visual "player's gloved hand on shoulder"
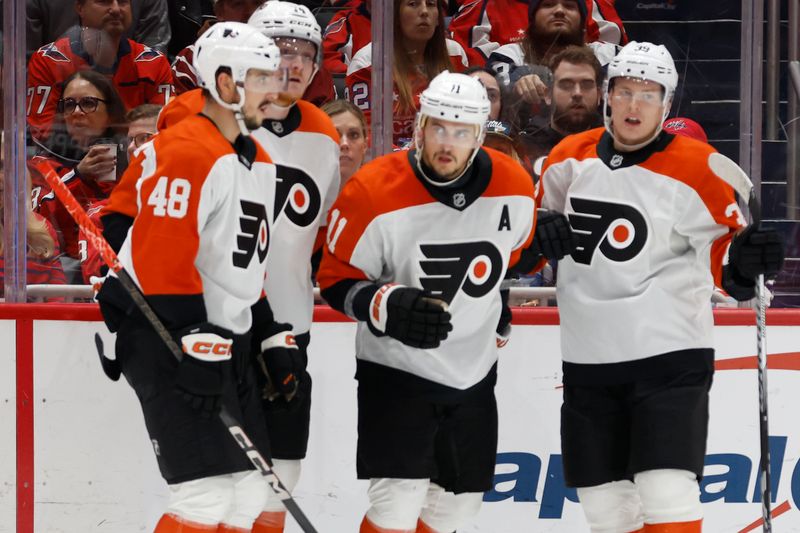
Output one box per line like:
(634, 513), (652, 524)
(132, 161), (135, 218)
(531, 210), (578, 261)
(369, 284), (453, 349)
(255, 322), (301, 402)
(175, 323), (235, 418)
(723, 225), (785, 300)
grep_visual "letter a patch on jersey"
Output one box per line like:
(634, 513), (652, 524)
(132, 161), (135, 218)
(568, 197), (648, 265)
(233, 200), (270, 268)
(418, 241), (503, 304)
(498, 205), (511, 231)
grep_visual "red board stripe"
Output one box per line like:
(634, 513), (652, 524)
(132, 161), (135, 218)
(16, 318), (33, 533)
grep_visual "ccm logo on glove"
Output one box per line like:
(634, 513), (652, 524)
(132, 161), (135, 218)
(181, 332), (233, 361)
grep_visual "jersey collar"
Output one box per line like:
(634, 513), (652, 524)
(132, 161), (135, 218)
(261, 104), (302, 137)
(597, 130), (674, 169)
(407, 148), (492, 211)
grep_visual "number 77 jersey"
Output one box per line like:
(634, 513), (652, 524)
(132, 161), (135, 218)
(103, 114), (278, 335)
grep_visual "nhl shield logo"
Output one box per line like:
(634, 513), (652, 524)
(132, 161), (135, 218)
(453, 192), (466, 208)
(610, 154), (624, 168)
(271, 121), (284, 134)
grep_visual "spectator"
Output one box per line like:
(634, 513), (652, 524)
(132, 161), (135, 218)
(517, 45), (602, 164)
(27, 0), (173, 143)
(488, 0), (617, 108)
(465, 65), (503, 120)
(0, 161), (67, 297)
(483, 119), (527, 165)
(322, 99), (368, 188)
(172, 0), (266, 94)
(663, 116), (709, 143)
(346, 0), (469, 145)
(124, 103), (161, 159)
(27, 0), (171, 57)
(32, 70), (127, 270)
(322, 0), (372, 74)
(173, 0), (335, 105)
(449, 0), (626, 67)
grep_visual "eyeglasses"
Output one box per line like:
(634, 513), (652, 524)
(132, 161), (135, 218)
(57, 96), (107, 115)
(127, 132), (155, 148)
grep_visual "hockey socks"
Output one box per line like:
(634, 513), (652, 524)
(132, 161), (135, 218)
(251, 511), (286, 533)
(643, 520), (702, 532)
(218, 526), (250, 532)
(154, 513), (218, 532)
(359, 515), (415, 533)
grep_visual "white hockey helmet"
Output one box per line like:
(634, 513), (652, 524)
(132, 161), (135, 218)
(603, 41), (679, 148)
(193, 22), (282, 115)
(248, 1), (322, 60)
(415, 71), (491, 186)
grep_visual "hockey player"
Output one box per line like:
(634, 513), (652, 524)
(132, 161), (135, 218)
(539, 42), (785, 532)
(245, 3), (341, 532)
(318, 71), (547, 533)
(96, 22), (298, 533)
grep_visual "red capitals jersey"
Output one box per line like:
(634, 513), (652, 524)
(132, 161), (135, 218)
(448, 0), (627, 66)
(322, 0), (372, 74)
(27, 30), (173, 141)
(345, 40), (468, 144)
(0, 214), (66, 298)
(78, 200), (108, 284)
(31, 155), (115, 259)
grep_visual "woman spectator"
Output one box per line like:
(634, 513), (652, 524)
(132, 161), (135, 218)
(346, 0), (468, 145)
(0, 161), (66, 298)
(322, 99), (369, 190)
(31, 69), (126, 277)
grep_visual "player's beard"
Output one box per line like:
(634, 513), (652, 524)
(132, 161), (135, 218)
(552, 104), (601, 134)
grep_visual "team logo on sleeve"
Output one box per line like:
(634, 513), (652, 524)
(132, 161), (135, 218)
(568, 197), (648, 265)
(273, 165), (321, 227)
(134, 47), (163, 62)
(233, 200), (270, 268)
(418, 241), (503, 304)
(40, 43), (69, 62)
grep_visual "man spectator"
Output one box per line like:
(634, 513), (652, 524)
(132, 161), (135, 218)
(124, 103), (160, 160)
(449, 0), (626, 67)
(26, 0), (171, 56)
(27, 0), (174, 144)
(488, 0), (617, 109)
(173, 0), (335, 105)
(517, 45), (602, 165)
(321, 0), (371, 74)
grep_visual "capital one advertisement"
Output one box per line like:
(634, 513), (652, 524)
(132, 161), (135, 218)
(3, 310), (800, 532)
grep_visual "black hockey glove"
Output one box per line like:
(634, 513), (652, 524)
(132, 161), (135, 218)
(174, 323), (234, 418)
(255, 322), (301, 402)
(369, 284), (453, 349)
(723, 224), (785, 301)
(531, 210), (578, 261)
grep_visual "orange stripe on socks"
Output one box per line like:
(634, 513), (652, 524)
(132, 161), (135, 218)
(251, 511), (286, 533)
(644, 519), (703, 532)
(359, 515), (415, 533)
(154, 513), (218, 532)
(218, 525), (249, 533)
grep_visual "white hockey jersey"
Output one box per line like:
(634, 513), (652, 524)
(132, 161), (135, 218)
(113, 114), (278, 334)
(251, 100), (341, 335)
(540, 128), (745, 371)
(318, 149), (536, 389)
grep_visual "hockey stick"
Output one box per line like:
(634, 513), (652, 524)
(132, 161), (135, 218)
(40, 168), (319, 533)
(709, 153), (772, 531)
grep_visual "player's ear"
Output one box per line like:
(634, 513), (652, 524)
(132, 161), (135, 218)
(215, 70), (237, 103)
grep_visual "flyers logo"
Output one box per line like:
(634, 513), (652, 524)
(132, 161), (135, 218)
(568, 197), (648, 265)
(233, 200), (270, 268)
(274, 165), (321, 227)
(419, 241), (503, 304)
(40, 43), (69, 62)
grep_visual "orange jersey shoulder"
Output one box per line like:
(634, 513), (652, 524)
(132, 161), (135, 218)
(157, 88), (204, 131)
(482, 147), (536, 200)
(295, 100), (340, 143)
(546, 127), (604, 167)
